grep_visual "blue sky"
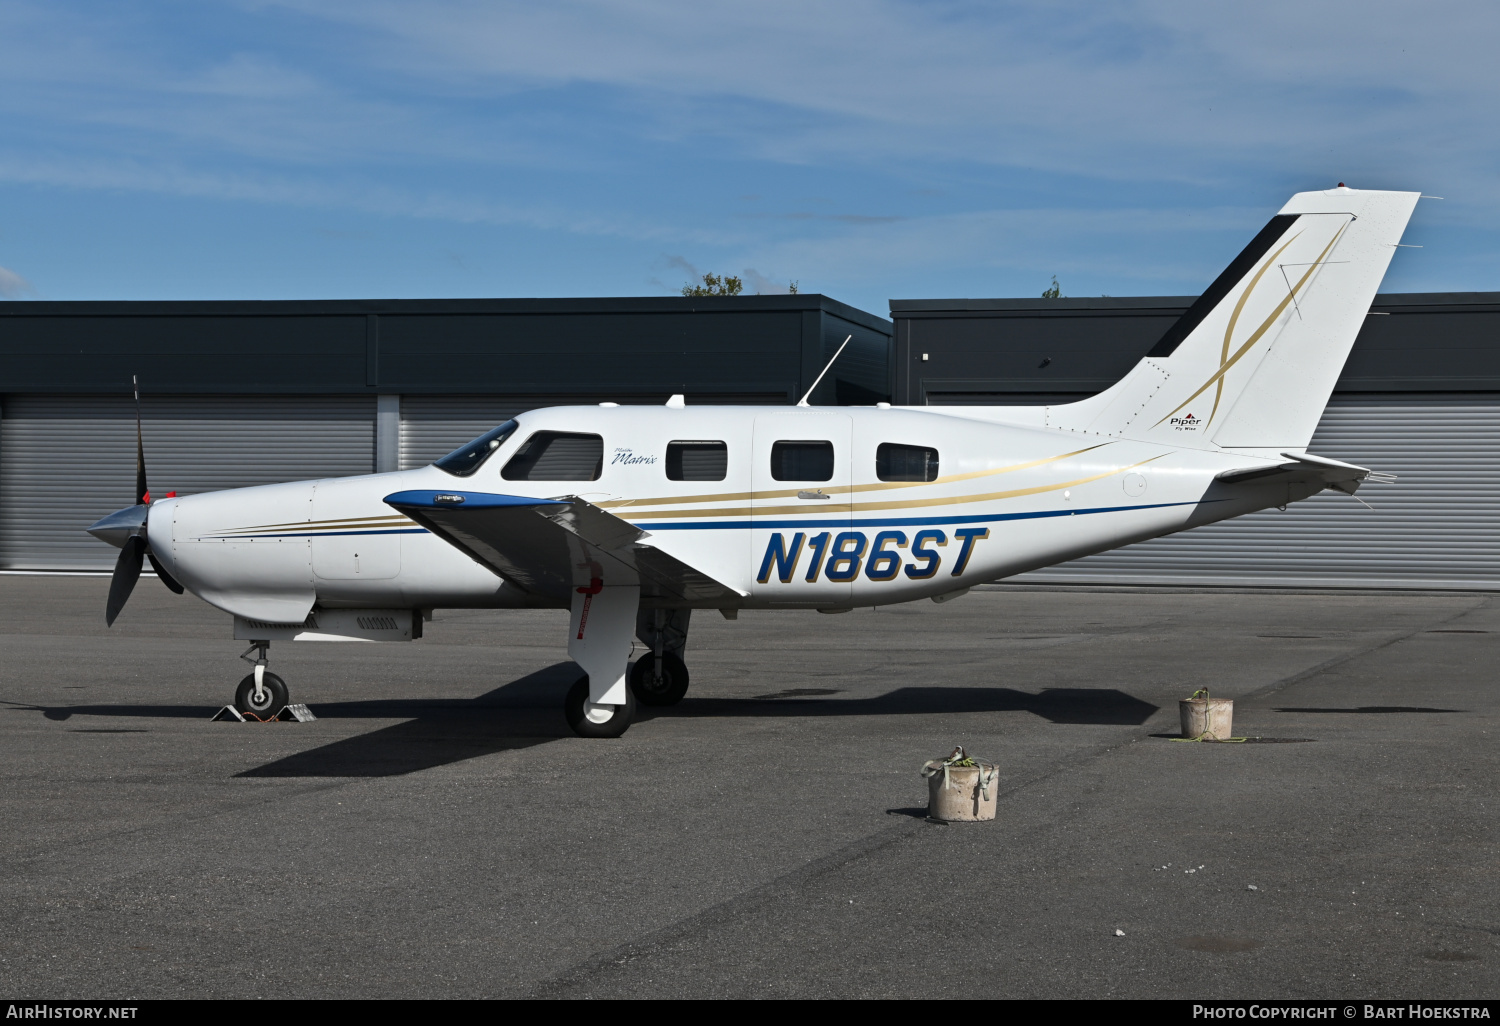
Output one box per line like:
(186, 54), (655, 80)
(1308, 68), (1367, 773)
(0, 1), (1495, 315)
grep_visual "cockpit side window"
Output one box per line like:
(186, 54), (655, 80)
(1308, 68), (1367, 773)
(770, 440), (834, 482)
(667, 441), (727, 481)
(502, 431), (604, 481)
(434, 420), (518, 477)
(877, 443), (939, 482)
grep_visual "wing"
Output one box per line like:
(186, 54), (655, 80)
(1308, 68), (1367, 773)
(1215, 451), (1394, 495)
(384, 490), (745, 605)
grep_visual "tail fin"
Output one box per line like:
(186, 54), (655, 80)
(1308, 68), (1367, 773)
(1047, 187), (1419, 452)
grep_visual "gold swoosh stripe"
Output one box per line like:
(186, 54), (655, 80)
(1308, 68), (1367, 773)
(214, 516), (414, 534)
(1208, 230), (1304, 424)
(1154, 221), (1348, 429)
(622, 457), (1165, 520)
(215, 514), (415, 535)
(596, 443), (1111, 511)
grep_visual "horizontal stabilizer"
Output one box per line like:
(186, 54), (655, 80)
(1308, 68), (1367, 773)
(383, 490), (743, 604)
(1214, 451), (1389, 496)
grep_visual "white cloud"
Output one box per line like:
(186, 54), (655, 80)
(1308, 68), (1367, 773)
(0, 265), (37, 298)
(265, 0), (1500, 192)
(4, 1), (1494, 189)
(742, 204), (1265, 290)
(741, 268), (795, 295)
(647, 254), (700, 292)
(0, 1), (1491, 300)
(0, 152), (739, 246)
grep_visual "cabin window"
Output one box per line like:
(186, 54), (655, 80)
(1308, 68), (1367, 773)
(876, 443), (940, 482)
(667, 441), (728, 481)
(770, 440), (834, 482)
(502, 431), (604, 481)
(434, 420), (518, 477)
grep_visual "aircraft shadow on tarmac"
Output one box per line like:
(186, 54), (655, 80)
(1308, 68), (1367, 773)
(1273, 705), (1464, 714)
(241, 680), (1158, 777)
(8, 668), (1158, 778)
(677, 686), (1158, 725)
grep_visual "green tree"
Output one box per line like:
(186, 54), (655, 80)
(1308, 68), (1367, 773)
(682, 273), (743, 297)
(1041, 275), (1062, 299)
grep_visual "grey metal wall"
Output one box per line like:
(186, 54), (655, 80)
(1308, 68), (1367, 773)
(0, 296), (894, 403)
(0, 395), (375, 570)
(1016, 394), (1500, 590)
(890, 293), (1500, 404)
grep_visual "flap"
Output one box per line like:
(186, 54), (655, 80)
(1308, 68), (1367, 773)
(384, 490), (743, 605)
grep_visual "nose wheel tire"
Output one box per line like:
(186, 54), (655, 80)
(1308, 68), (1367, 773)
(565, 674), (636, 738)
(234, 672), (289, 718)
(629, 652), (690, 706)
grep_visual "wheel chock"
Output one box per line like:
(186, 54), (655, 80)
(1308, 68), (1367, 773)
(211, 704), (315, 722)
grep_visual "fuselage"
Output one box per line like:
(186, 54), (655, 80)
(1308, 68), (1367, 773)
(146, 403), (1307, 622)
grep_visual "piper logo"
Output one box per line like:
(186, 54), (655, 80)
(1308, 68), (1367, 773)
(1169, 413), (1201, 431)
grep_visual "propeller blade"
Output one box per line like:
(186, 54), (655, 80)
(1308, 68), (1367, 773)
(133, 374), (149, 506)
(147, 551), (185, 594)
(106, 535), (146, 626)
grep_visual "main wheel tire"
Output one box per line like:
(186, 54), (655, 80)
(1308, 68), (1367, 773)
(234, 671), (289, 718)
(629, 652), (690, 706)
(565, 674), (636, 738)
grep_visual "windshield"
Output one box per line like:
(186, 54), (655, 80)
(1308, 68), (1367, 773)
(434, 420), (518, 477)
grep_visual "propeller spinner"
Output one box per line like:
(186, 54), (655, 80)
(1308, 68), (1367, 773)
(86, 376), (184, 626)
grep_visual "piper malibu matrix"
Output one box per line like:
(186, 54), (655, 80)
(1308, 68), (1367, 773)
(89, 186), (1418, 737)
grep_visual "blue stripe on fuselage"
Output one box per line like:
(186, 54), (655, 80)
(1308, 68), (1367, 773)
(635, 500), (1203, 531)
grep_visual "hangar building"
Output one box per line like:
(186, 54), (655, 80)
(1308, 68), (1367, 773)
(0, 295), (892, 570)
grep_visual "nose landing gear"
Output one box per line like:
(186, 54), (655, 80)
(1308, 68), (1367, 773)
(564, 674), (637, 738)
(234, 641), (289, 717)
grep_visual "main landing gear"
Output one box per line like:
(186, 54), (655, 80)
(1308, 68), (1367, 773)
(630, 607), (691, 707)
(629, 652), (689, 706)
(234, 641), (289, 718)
(562, 584), (697, 739)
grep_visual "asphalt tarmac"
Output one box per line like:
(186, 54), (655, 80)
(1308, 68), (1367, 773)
(0, 575), (1494, 999)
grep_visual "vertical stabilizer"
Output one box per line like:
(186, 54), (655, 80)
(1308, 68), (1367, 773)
(1045, 187), (1419, 451)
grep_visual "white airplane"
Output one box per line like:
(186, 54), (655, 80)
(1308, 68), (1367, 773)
(89, 186), (1417, 737)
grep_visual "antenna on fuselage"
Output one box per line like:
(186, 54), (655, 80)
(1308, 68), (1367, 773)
(796, 335), (852, 408)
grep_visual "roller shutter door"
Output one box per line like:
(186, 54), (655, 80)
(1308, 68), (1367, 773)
(400, 396), (537, 471)
(0, 395), (374, 570)
(1015, 393), (1500, 590)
